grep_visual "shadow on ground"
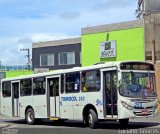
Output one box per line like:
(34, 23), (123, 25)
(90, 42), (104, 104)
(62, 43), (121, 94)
(4, 119), (160, 129)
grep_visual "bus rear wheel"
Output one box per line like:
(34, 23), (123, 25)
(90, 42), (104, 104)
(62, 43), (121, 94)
(25, 108), (35, 125)
(87, 109), (98, 129)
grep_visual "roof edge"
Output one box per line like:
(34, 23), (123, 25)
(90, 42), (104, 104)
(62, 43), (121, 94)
(32, 37), (81, 48)
(81, 19), (144, 35)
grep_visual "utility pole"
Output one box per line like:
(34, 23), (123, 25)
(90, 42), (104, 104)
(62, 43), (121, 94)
(152, 23), (156, 64)
(135, 0), (144, 19)
(20, 48), (31, 70)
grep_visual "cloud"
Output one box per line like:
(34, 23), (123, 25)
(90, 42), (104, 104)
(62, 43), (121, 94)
(0, 0), (137, 65)
(30, 33), (76, 42)
(94, 0), (135, 10)
(0, 33), (76, 65)
(0, 0), (55, 19)
(17, 38), (33, 44)
(0, 37), (25, 65)
(60, 12), (81, 20)
(0, 0), (100, 19)
(2, 37), (32, 65)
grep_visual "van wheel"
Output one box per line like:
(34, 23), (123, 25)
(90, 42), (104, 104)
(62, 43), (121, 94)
(25, 108), (35, 125)
(88, 109), (98, 129)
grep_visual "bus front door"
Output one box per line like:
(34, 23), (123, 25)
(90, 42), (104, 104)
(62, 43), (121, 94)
(47, 76), (60, 117)
(12, 81), (20, 117)
(103, 71), (117, 118)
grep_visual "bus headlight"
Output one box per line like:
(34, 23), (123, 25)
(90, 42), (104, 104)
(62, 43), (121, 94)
(121, 101), (133, 110)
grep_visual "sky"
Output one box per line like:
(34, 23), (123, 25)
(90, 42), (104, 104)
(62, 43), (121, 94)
(0, 0), (138, 65)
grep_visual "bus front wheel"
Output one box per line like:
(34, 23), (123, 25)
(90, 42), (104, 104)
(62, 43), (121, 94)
(119, 118), (129, 127)
(87, 109), (98, 129)
(25, 108), (35, 125)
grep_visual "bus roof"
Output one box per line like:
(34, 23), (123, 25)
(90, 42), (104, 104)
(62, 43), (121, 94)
(1, 61), (154, 82)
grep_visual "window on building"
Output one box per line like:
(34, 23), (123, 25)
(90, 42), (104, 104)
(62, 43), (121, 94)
(40, 54), (54, 66)
(33, 77), (45, 95)
(58, 52), (75, 65)
(20, 79), (32, 96)
(65, 72), (80, 93)
(80, 52), (81, 64)
(81, 70), (100, 92)
(146, 56), (152, 61)
(2, 81), (11, 97)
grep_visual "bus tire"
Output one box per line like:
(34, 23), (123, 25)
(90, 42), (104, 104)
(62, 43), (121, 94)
(25, 108), (35, 125)
(119, 118), (129, 127)
(88, 109), (98, 129)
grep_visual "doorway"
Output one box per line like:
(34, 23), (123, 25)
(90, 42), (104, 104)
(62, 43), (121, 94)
(103, 71), (117, 118)
(47, 76), (60, 117)
(12, 81), (20, 117)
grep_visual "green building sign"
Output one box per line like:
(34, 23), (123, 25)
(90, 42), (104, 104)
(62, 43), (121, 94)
(100, 40), (116, 58)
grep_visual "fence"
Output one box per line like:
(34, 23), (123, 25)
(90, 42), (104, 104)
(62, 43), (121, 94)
(0, 65), (32, 71)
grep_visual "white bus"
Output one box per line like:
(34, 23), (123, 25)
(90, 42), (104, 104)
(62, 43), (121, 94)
(0, 61), (158, 128)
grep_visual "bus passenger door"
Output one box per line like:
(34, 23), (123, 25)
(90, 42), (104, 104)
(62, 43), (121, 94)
(47, 76), (60, 117)
(12, 81), (20, 117)
(103, 71), (117, 118)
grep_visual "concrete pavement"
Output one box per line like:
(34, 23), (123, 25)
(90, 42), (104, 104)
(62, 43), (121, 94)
(0, 114), (10, 128)
(130, 113), (160, 123)
(0, 124), (9, 129)
(0, 114), (19, 128)
(0, 113), (160, 129)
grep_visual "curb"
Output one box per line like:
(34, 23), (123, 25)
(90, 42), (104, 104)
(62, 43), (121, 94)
(0, 124), (10, 129)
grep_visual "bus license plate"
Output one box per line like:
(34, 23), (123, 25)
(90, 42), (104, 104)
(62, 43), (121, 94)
(141, 109), (148, 114)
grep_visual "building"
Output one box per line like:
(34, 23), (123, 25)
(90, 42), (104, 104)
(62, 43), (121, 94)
(81, 20), (145, 66)
(32, 0), (160, 111)
(32, 19), (160, 111)
(32, 37), (81, 70)
(81, 16), (160, 111)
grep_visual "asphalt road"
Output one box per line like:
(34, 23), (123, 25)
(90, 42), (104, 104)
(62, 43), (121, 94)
(0, 114), (160, 134)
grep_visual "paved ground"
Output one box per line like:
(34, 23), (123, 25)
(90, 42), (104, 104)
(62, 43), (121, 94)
(0, 114), (160, 134)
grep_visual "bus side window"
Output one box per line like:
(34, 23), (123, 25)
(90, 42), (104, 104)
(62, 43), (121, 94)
(20, 79), (32, 96)
(65, 72), (80, 93)
(54, 79), (59, 96)
(82, 72), (87, 92)
(81, 70), (100, 92)
(61, 74), (64, 93)
(33, 77), (45, 95)
(2, 81), (11, 97)
(49, 81), (54, 97)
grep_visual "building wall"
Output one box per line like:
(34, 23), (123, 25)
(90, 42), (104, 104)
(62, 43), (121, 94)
(32, 43), (81, 70)
(144, 13), (160, 61)
(144, 14), (160, 111)
(6, 70), (33, 78)
(155, 62), (160, 111)
(82, 28), (145, 66)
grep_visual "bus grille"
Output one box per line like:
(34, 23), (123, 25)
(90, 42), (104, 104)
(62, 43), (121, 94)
(133, 110), (153, 116)
(134, 106), (155, 110)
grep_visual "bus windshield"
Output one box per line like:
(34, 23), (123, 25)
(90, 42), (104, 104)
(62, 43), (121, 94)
(120, 72), (157, 98)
